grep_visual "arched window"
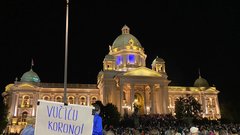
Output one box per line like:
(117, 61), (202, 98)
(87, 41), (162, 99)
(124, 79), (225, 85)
(21, 111), (28, 122)
(116, 56), (123, 66)
(55, 96), (62, 102)
(128, 54), (135, 64)
(42, 96), (50, 101)
(68, 96), (75, 104)
(91, 96), (97, 104)
(206, 97), (211, 108)
(123, 91), (126, 100)
(80, 96), (86, 105)
(21, 95), (30, 108)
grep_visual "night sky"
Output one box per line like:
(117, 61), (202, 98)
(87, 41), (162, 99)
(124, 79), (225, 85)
(2, 0), (240, 112)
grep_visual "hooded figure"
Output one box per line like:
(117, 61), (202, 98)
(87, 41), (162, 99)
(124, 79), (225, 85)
(20, 117), (35, 135)
(92, 103), (103, 135)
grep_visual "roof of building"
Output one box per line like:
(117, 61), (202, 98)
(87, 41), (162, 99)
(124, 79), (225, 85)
(112, 25), (142, 49)
(152, 56), (165, 65)
(20, 69), (40, 83)
(104, 54), (115, 61)
(194, 76), (209, 87)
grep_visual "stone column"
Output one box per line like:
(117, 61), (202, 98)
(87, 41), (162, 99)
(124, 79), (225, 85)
(14, 93), (19, 117)
(143, 86), (147, 114)
(75, 94), (79, 104)
(102, 84), (106, 105)
(123, 55), (126, 69)
(200, 92), (206, 115)
(158, 84), (163, 113)
(161, 85), (169, 114)
(120, 82), (123, 115)
(87, 94), (90, 106)
(32, 92), (39, 116)
(149, 84), (154, 114)
(215, 96), (220, 114)
(130, 84), (134, 111)
(10, 92), (16, 117)
(11, 92), (19, 117)
(50, 93), (54, 101)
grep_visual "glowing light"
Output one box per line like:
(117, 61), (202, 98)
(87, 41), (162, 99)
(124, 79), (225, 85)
(12, 117), (18, 125)
(18, 83), (35, 88)
(146, 106), (150, 114)
(116, 56), (123, 65)
(113, 48), (118, 52)
(126, 45), (131, 49)
(128, 54), (135, 64)
(133, 46), (138, 50)
(124, 67), (161, 77)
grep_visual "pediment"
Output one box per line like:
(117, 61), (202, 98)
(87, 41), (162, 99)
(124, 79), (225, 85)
(123, 67), (161, 77)
(205, 87), (218, 93)
(17, 83), (36, 88)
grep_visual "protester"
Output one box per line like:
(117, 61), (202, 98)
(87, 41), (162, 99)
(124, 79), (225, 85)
(92, 103), (103, 135)
(190, 126), (199, 135)
(20, 117), (35, 135)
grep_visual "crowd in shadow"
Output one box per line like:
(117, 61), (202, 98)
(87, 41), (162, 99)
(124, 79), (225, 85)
(104, 114), (240, 135)
(3, 114), (240, 135)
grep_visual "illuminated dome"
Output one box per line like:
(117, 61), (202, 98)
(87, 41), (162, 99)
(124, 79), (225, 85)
(104, 54), (115, 61)
(152, 56), (165, 65)
(112, 25), (142, 49)
(194, 76), (209, 87)
(21, 69), (41, 83)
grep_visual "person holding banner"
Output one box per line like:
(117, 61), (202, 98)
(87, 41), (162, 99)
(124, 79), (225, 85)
(92, 103), (103, 135)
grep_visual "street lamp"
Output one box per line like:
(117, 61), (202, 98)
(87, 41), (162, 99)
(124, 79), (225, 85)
(63, 0), (69, 104)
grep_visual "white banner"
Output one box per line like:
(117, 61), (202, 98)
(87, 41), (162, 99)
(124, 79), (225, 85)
(35, 100), (94, 135)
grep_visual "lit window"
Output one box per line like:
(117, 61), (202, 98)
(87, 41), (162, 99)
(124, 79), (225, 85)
(91, 96), (97, 104)
(21, 112), (28, 122)
(55, 96), (62, 102)
(43, 96), (50, 101)
(128, 54), (135, 64)
(80, 96), (86, 105)
(116, 56), (123, 65)
(21, 95), (30, 108)
(68, 96), (75, 104)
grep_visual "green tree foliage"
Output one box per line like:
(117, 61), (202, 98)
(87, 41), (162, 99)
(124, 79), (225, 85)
(93, 101), (120, 127)
(102, 103), (120, 127)
(175, 95), (202, 125)
(175, 97), (185, 119)
(0, 103), (8, 134)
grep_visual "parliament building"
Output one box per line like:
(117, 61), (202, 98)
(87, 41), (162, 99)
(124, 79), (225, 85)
(2, 25), (221, 133)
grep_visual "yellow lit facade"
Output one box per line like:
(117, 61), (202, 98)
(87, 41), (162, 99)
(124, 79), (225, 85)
(2, 25), (220, 133)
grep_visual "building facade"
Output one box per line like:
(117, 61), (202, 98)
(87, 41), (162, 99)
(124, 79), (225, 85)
(2, 25), (221, 133)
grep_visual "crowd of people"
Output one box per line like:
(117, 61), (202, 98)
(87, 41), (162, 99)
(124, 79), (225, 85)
(103, 114), (240, 135)
(5, 113), (240, 135)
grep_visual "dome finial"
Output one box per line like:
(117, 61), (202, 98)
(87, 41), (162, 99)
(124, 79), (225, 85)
(198, 68), (201, 78)
(109, 45), (112, 53)
(121, 24), (130, 34)
(31, 58), (34, 70)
